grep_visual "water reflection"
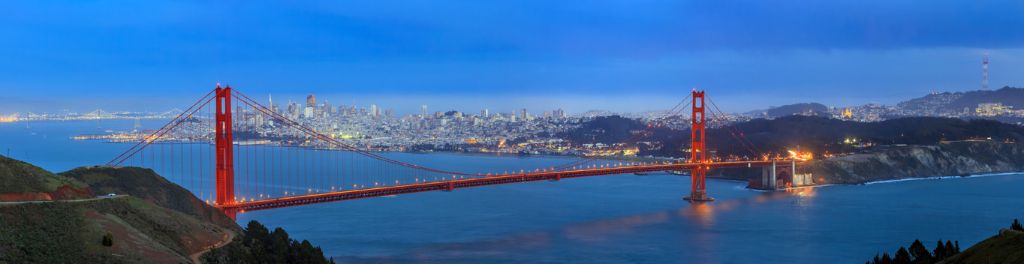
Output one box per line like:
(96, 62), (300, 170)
(564, 211), (670, 242)
(334, 189), (816, 262)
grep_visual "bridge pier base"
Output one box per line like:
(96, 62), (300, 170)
(683, 192), (714, 202)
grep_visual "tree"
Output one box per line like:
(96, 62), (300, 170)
(908, 239), (932, 264)
(933, 240), (946, 259)
(1012, 219), (1023, 231)
(881, 253), (893, 264)
(945, 240), (956, 256)
(954, 240), (960, 253)
(101, 233), (113, 247)
(894, 247), (912, 264)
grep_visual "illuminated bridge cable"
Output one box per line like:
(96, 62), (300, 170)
(553, 93), (693, 170)
(107, 90), (215, 166)
(705, 96), (762, 157)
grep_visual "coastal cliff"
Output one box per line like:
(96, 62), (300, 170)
(719, 141), (1024, 184)
(807, 141), (1024, 184)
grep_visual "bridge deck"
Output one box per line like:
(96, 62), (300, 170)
(221, 160), (783, 212)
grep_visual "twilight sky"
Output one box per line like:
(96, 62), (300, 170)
(1, 1), (1023, 114)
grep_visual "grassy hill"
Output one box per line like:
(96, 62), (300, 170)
(939, 229), (1024, 264)
(0, 197), (231, 263)
(0, 156), (333, 264)
(0, 157), (235, 263)
(61, 166), (237, 230)
(0, 155), (90, 201)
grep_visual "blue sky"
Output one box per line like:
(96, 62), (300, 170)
(1, 1), (1023, 114)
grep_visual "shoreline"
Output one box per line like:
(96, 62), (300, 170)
(860, 171), (1023, 185)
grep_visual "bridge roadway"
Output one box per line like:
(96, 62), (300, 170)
(221, 160), (788, 213)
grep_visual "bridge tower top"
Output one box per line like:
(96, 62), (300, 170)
(690, 90), (706, 164)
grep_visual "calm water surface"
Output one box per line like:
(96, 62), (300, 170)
(2, 120), (1022, 263)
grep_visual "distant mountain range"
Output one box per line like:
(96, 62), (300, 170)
(897, 86), (1024, 114)
(747, 86), (1024, 121)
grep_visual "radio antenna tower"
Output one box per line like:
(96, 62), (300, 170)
(982, 51), (989, 90)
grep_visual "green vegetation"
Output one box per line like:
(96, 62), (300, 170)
(0, 155), (85, 194)
(939, 229), (1024, 264)
(0, 157), (334, 263)
(0, 196), (232, 263)
(102, 233), (113, 247)
(61, 166), (238, 229)
(202, 220), (334, 264)
(0, 202), (101, 263)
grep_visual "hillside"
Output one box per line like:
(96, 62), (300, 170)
(566, 115), (1024, 159)
(719, 141), (1024, 184)
(709, 115), (1024, 158)
(0, 156), (91, 201)
(560, 115), (645, 144)
(0, 196), (231, 263)
(898, 86), (1024, 114)
(61, 166), (237, 229)
(0, 157), (234, 263)
(0, 156), (332, 263)
(747, 102), (830, 118)
(805, 141), (1024, 184)
(940, 229), (1024, 264)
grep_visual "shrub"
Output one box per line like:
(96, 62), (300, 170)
(101, 233), (113, 247)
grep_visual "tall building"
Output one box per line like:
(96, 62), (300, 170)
(306, 94), (317, 108)
(268, 94), (279, 113)
(287, 101), (299, 119)
(421, 105), (428, 118)
(481, 109), (489, 118)
(553, 108), (566, 119)
(304, 106), (314, 118)
(370, 104), (379, 117)
(324, 100), (334, 114)
(520, 108), (530, 121)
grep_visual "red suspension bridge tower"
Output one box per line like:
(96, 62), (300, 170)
(685, 89), (713, 202)
(214, 86), (235, 207)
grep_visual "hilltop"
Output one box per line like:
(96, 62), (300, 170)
(0, 156), (332, 263)
(0, 156), (91, 201)
(898, 86), (1024, 115)
(746, 102), (830, 118)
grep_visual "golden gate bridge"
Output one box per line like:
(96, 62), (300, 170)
(107, 85), (797, 218)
